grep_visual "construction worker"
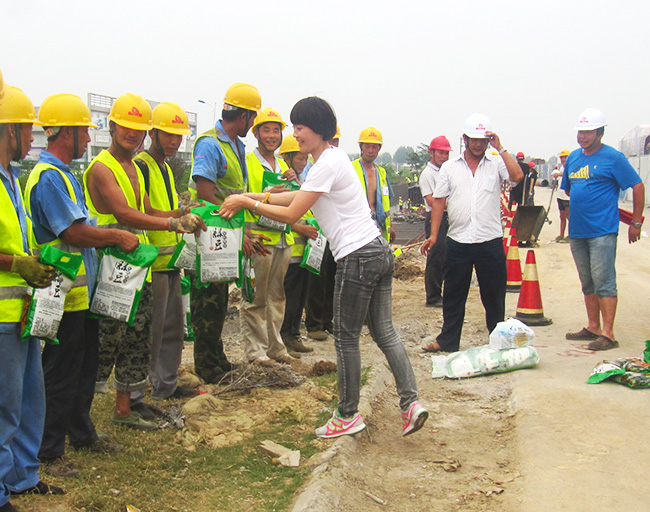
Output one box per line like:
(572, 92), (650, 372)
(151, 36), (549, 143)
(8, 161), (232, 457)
(419, 135), (452, 307)
(278, 134), (318, 354)
(84, 93), (203, 429)
(421, 113), (523, 353)
(243, 108), (303, 364)
(190, 82), (261, 382)
(526, 161), (538, 205)
(130, 102), (200, 414)
(552, 149), (571, 241)
(0, 84), (62, 511)
(509, 151), (530, 209)
(352, 127), (395, 242)
(25, 94), (139, 478)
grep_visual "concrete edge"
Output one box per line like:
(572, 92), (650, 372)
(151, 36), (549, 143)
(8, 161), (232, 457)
(290, 364), (393, 512)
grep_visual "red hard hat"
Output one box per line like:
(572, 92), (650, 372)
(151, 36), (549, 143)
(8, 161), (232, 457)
(429, 135), (452, 151)
(528, 161), (536, 167)
(516, 151), (525, 158)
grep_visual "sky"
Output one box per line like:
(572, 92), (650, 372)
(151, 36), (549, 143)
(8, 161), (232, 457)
(3, 0), (650, 161)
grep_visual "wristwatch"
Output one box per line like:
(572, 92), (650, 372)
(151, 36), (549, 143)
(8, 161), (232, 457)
(631, 221), (643, 229)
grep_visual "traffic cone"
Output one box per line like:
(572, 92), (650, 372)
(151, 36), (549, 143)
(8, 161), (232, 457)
(503, 218), (512, 254)
(515, 250), (552, 326)
(506, 232), (522, 292)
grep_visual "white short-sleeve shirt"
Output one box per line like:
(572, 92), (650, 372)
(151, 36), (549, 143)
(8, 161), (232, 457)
(433, 152), (510, 243)
(301, 147), (380, 260)
(419, 162), (440, 212)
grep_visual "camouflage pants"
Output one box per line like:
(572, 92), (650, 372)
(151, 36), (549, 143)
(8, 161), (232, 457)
(191, 281), (232, 382)
(96, 284), (153, 392)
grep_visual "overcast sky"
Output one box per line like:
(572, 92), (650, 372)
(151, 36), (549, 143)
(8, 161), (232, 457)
(3, 0), (649, 160)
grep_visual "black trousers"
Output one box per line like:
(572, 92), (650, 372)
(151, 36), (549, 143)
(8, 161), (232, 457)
(436, 237), (506, 352)
(424, 212), (449, 304)
(305, 242), (337, 333)
(280, 262), (310, 338)
(39, 311), (99, 459)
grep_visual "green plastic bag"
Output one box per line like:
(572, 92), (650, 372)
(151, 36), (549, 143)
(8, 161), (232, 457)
(256, 171), (296, 234)
(587, 342), (650, 388)
(241, 257), (255, 304)
(168, 233), (196, 271)
(181, 275), (195, 342)
(90, 244), (159, 325)
(22, 245), (83, 344)
(193, 203), (244, 286)
(300, 218), (327, 275)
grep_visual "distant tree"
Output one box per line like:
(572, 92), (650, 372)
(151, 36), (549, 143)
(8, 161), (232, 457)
(169, 153), (191, 192)
(383, 163), (399, 184)
(393, 146), (413, 165)
(406, 143), (429, 173)
(377, 152), (393, 165)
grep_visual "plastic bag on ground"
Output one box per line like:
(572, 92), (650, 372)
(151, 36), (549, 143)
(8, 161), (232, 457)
(489, 318), (535, 350)
(587, 341), (650, 388)
(431, 345), (540, 379)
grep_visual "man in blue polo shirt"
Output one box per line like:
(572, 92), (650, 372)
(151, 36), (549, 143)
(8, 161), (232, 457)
(562, 108), (645, 351)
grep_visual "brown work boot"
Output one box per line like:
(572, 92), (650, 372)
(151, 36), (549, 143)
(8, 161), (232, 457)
(284, 335), (314, 353)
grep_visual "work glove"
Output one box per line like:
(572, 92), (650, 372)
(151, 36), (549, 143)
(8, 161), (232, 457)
(11, 255), (56, 288)
(168, 213), (203, 233)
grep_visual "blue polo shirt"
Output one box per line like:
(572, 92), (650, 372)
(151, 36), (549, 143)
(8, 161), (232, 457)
(561, 144), (641, 238)
(191, 120), (247, 185)
(29, 151), (98, 292)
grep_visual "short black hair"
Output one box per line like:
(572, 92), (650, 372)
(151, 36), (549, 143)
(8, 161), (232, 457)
(222, 108), (251, 122)
(290, 97), (337, 141)
(596, 126), (605, 137)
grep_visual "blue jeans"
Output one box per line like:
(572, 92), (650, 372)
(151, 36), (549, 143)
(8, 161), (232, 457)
(333, 236), (418, 417)
(570, 234), (617, 297)
(0, 326), (44, 506)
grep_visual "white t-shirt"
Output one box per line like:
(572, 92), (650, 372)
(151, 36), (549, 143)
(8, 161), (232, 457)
(419, 162), (440, 212)
(301, 147), (380, 260)
(434, 152), (513, 244)
(553, 164), (569, 200)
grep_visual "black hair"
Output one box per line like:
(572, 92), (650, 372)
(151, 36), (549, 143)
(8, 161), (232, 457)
(290, 97), (337, 141)
(596, 127), (605, 137)
(222, 108), (253, 123)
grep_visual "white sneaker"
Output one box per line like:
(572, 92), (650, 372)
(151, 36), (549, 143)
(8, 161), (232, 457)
(402, 401), (428, 436)
(315, 409), (366, 438)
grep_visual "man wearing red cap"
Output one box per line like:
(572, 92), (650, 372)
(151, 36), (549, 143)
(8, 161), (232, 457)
(419, 136), (451, 307)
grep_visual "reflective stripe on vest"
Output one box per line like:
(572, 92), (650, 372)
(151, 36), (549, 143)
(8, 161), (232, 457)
(134, 151), (180, 271)
(25, 163), (90, 311)
(0, 172), (30, 322)
(352, 159), (392, 241)
(244, 152), (294, 246)
(190, 128), (245, 202)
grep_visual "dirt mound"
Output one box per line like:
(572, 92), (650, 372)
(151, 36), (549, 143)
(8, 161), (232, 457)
(308, 360), (337, 377)
(393, 250), (425, 280)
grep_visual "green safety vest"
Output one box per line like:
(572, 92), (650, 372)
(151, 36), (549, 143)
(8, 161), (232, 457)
(189, 127), (245, 202)
(24, 163), (89, 312)
(134, 151), (180, 272)
(352, 159), (392, 241)
(244, 152), (294, 246)
(0, 171), (32, 322)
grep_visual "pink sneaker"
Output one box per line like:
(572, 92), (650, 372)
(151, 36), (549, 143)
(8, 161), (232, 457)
(402, 401), (428, 436)
(315, 410), (366, 438)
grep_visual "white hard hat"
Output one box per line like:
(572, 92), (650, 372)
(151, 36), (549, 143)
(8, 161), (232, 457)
(463, 113), (492, 138)
(574, 108), (607, 131)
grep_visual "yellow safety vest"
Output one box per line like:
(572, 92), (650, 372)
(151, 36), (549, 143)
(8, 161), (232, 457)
(24, 163), (89, 311)
(134, 151), (180, 272)
(190, 127), (245, 202)
(244, 152), (294, 246)
(352, 159), (392, 241)
(0, 171), (31, 322)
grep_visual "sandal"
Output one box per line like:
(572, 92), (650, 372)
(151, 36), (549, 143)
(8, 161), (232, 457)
(588, 336), (619, 351)
(422, 342), (445, 353)
(565, 328), (599, 341)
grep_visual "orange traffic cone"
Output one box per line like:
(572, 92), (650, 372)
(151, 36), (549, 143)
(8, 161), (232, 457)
(506, 231), (522, 292)
(515, 250), (552, 326)
(503, 218), (512, 254)
(510, 202), (518, 219)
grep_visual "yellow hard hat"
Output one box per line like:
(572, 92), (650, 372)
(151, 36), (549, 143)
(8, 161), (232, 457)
(152, 102), (191, 135)
(252, 107), (286, 132)
(0, 86), (43, 125)
(333, 125), (341, 139)
(0, 68), (4, 100)
(358, 127), (383, 144)
(223, 82), (261, 112)
(559, 149), (570, 157)
(38, 93), (99, 128)
(108, 93), (153, 131)
(279, 134), (301, 155)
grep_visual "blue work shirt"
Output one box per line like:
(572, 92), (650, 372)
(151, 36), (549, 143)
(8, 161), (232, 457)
(191, 120), (248, 186)
(29, 151), (98, 292)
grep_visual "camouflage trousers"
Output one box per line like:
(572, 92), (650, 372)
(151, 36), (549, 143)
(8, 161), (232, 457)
(191, 280), (233, 382)
(97, 284), (153, 392)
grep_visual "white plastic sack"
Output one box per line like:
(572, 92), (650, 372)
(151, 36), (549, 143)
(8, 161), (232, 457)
(431, 345), (540, 379)
(488, 318), (535, 350)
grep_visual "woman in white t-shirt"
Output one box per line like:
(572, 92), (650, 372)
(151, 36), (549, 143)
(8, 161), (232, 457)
(220, 97), (427, 439)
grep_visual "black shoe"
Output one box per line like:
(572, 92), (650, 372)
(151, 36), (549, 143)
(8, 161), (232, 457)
(170, 386), (199, 399)
(130, 402), (157, 421)
(220, 362), (241, 373)
(0, 501), (19, 511)
(11, 480), (65, 496)
(73, 438), (124, 454)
